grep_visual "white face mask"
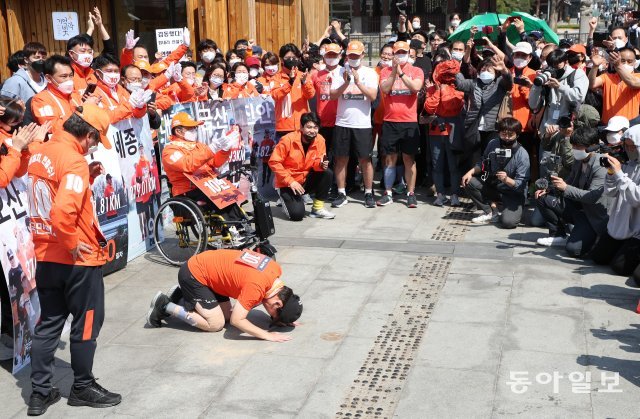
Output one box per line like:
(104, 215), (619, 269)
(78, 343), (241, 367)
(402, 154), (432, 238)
(395, 54), (409, 65)
(572, 148), (588, 161)
(513, 58), (529, 69)
(614, 39), (626, 49)
(186, 77), (195, 86)
(535, 49), (542, 57)
(210, 76), (224, 87)
(86, 142), (99, 156)
(380, 59), (392, 67)
(235, 73), (249, 85)
(141, 77), (150, 89)
(412, 21), (421, 29)
(126, 81), (142, 92)
(408, 58), (415, 65)
(636, 59), (640, 69)
(451, 19), (461, 28)
(229, 58), (241, 67)
(319, 48), (326, 56)
(324, 57), (340, 67)
(348, 58), (361, 68)
(202, 51), (216, 63)
(479, 71), (494, 83)
(183, 130), (197, 142)
(622, 64), (635, 73)
(317, 63), (326, 71)
(249, 68), (259, 78)
(540, 61), (548, 70)
(607, 132), (623, 144)
(100, 71), (120, 88)
(451, 51), (464, 61)
(264, 65), (278, 75)
(72, 51), (93, 68)
(53, 79), (74, 95)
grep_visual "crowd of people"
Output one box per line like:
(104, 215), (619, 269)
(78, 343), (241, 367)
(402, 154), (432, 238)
(0, 5), (639, 416)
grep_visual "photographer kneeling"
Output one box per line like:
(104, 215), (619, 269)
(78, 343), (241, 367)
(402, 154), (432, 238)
(591, 125), (640, 282)
(462, 117), (530, 228)
(535, 127), (609, 257)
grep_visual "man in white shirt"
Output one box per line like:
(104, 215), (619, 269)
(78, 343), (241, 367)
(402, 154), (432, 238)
(329, 40), (379, 208)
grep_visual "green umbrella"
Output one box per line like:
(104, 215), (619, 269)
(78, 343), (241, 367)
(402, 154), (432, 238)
(448, 13), (510, 43)
(507, 11), (560, 45)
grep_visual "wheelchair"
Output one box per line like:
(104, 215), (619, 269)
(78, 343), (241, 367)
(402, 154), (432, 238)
(153, 164), (276, 266)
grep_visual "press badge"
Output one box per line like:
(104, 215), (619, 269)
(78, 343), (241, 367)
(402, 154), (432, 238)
(236, 250), (272, 271)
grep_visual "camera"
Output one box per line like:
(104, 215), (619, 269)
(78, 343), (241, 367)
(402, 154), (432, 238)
(535, 154), (563, 191)
(494, 148), (512, 158)
(598, 143), (628, 164)
(599, 156), (611, 168)
(533, 69), (557, 87)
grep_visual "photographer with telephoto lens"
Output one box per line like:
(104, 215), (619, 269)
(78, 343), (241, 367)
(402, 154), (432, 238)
(461, 117), (530, 228)
(535, 127), (610, 257)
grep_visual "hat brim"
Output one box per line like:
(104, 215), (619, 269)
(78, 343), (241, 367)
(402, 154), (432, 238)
(173, 120), (203, 128)
(99, 133), (112, 150)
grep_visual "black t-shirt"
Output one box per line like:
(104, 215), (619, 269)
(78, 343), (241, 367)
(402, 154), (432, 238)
(414, 56), (432, 79)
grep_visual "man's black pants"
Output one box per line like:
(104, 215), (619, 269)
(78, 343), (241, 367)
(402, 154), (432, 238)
(465, 176), (524, 229)
(279, 169), (332, 221)
(30, 262), (104, 396)
(591, 232), (640, 276)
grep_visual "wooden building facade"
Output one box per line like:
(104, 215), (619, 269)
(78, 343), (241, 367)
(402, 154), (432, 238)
(0, 0), (328, 79)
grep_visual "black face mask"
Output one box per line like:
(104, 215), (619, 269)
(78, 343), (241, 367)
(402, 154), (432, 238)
(30, 60), (45, 73)
(283, 58), (299, 70)
(237, 49), (247, 59)
(500, 139), (515, 149)
(554, 67), (566, 79)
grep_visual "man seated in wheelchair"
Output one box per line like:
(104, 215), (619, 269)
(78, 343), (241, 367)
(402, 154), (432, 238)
(161, 112), (245, 223)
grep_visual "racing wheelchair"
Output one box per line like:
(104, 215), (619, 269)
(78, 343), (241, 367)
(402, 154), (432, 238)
(153, 163), (276, 265)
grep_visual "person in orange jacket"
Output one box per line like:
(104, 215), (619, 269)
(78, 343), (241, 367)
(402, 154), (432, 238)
(269, 112), (334, 221)
(26, 104), (121, 414)
(270, 44), (315, 139)
(119, 27), (190, 71)
(31, 55), (93, 133)
(157, 62), (196, 106)
(92, 55), (148, 124)
(0, 97), (48, 187)
(257, 52), (280, 95)
(66, 34), (98, 94)
(222, 62), (259, 99)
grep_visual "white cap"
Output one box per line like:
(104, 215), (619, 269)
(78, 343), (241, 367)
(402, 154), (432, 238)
(604, 115), (630, 132)
(512, 42), (533, 55)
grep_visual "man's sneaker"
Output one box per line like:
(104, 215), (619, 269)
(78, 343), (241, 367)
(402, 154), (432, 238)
(331, 193), (348, 208)
(167, 285), (182, 305)
(392, 183), (407, 195)
(407, 193), (418, 208)
(536, 236), (568, 247)
(376, 194), (393, 206)
(146, 292), (170, 328)
(364, 193), (375, 208)
(27, 388), (61, 416)
(302, 194), (313, 205)
(276, 197), (283, 207)
(309, 208), (336, 219)
(67, 380), (121, 408)
(472, 212), (498, 224)
(433, 194), (447, 207)
(450, 194), (461, 207)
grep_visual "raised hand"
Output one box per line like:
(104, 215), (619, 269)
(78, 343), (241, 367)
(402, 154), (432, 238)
(125, 29), (139, 50)
(182, 27), (191, 47)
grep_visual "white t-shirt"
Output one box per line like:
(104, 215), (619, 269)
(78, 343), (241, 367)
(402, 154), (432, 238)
(332, 65), (378, 129)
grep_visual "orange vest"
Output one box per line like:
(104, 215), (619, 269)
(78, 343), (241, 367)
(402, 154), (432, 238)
(31, 87), (83, 133)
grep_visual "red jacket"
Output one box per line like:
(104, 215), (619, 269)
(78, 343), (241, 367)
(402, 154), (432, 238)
(268, 131), (326, 188)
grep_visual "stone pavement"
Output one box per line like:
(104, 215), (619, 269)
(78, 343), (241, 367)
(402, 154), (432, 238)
(1, 192), (639, 418)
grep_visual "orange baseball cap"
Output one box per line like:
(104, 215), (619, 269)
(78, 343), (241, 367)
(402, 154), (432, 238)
(346, 40), (365, 55)
(134, 59), (152, 72)
(324, 43), (342, 55)
(149, 61), (169, 74)
(75, 104), (112, 149)
(568, 44), (586, 55)
(393, 41), (410, 53)
(171, 112), (203, 129)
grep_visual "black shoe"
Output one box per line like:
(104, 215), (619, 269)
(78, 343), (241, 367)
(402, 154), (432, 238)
(167, 285), (183, 305)
(27, 388), (61, 416)
(364, 193), (375, 208)
(68, 380), (121, 408)
(331, 193), (348, 208)
(407, 193), (418, 208)
(146, 291), (170, 327)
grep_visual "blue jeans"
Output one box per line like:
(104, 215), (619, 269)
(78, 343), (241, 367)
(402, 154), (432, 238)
(429, 135), (460, 194)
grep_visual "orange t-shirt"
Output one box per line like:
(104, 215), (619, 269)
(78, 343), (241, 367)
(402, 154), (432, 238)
(187, 249), (282, 310)
(380, 63), (424, 123)
(597, 72), (640, 124)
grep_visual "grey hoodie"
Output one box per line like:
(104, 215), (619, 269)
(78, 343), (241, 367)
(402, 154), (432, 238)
(605, 129), (640, 240)
(0, 68), (46, 103)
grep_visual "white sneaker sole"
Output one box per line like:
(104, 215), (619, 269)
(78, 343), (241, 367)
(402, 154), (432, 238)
(309, 213), (335, 219)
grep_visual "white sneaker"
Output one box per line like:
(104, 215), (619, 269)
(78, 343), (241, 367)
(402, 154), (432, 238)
(450, 194), (461, 207)
(536, 236), (568, 247)
(472, 213), (496, 224)
(309, 208), (336, 219)
(302, 194), (313, 205)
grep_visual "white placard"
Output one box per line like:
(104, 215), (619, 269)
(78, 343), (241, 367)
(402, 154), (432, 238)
(155, 28), (184, 58)
(52, 12), (79, 41)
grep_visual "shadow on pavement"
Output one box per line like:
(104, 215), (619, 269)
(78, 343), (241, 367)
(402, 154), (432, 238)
(590, 324), (640, 354)
(576, 354), (640, 388)
(563, 285), (639, 312)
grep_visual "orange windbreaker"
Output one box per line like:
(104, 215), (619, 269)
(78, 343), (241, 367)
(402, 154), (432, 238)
(511, 66), (537, 132)
(27, 131), (107, 266)
(268, 131), (326, 188)
(71, 61), (97, 93)
(257, 74), (278, 95)
(269, 71), (315, 132)
(161, 137), (230, 196)
(94, 81), (147, 124)
(222, 82), (259, 99)
(0, 128), (30, 188)
(159, 79), (196, 105)
(120, 44), (188, 70)
(31, 86), (83, 133)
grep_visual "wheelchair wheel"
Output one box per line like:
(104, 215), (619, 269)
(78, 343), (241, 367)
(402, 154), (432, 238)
(153, 197), (208, 265)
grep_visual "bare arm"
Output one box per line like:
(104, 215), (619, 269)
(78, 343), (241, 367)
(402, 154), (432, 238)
(230, 304), (291, 342)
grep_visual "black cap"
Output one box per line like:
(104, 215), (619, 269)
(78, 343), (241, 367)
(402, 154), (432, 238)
(278, 294), (303, 324)
(559, 38), (573, 49)
(558, 115), (572, 129)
